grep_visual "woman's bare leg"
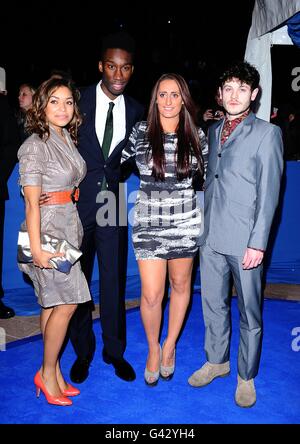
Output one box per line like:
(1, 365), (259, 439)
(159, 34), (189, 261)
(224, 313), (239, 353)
(162, 258), (194, 366)
(138, 259), (167, 379)
(40, 304), (77, 395)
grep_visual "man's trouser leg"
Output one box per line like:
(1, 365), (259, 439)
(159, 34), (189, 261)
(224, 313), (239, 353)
(228, 255), (263, 380)
(200, 244), (232, 364)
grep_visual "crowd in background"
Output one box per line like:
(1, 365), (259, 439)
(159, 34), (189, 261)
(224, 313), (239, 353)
(1, 61), (299, 161)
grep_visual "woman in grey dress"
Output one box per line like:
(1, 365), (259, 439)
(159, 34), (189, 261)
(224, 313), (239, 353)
(18, 77), (91, 406)
(121, 73), (208, 385)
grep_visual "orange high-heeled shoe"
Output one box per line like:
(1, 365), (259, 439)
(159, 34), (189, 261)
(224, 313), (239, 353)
(34, 371), (72, 406)
(61, 383), (80, 397)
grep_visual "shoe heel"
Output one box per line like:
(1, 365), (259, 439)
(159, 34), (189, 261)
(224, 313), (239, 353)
(34, 371), (72, 406)
(160, 340), (176, 380)
(144, 345), (161, 387)
(36, 386), (41, 398)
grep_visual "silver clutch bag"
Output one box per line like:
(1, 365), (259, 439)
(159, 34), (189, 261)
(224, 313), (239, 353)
(17, 230), (82, 274)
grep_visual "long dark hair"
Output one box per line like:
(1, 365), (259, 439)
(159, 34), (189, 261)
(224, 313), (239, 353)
(25, 77), (82, 145)
(146, 73), (203, 181)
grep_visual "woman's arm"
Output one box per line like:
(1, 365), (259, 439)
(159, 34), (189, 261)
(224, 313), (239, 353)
(199, 127), (209, 176)
(120, 122), (143, 181)
(23, 186), (62, 268)
(121, 121), (143, 165)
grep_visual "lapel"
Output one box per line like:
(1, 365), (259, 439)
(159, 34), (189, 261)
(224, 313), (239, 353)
(106, 95), (135, 161)
(82, 85), (104, 160)
(214, 119), (224, 151)
(86, 87), (129, 162)
(217, 111), (256, 152)
(49, 126), (82, 173)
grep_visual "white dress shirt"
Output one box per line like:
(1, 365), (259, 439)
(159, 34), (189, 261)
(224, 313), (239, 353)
(95, 81), (126, 157)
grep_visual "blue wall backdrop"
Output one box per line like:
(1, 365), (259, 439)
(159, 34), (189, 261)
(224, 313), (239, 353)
(3, 161), (300, 296)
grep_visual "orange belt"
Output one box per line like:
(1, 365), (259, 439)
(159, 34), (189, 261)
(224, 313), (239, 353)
(40, 187), (79, 206)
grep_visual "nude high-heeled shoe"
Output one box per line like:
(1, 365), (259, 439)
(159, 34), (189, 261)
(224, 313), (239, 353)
(144, 345), (162, 387)
(160, 340), (176, 381)
(34, 371), (72, 406)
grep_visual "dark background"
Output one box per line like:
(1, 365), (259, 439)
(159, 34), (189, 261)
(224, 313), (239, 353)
(1, 0), (299, 111)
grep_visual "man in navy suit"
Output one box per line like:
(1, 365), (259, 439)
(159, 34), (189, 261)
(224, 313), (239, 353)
(0, 93), (20, 319)
(69, 32), (144, 383)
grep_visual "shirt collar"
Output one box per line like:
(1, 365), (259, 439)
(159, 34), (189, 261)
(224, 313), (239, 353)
(97, 80), (123, 107)
(224, 109), (250, 127)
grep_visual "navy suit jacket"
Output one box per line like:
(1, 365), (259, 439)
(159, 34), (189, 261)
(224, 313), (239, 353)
(77, 84), (144, 224)
(0, 95), (20, 200)
(200, 111), (284, 256)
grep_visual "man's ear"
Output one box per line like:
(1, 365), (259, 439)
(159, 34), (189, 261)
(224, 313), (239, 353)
(251, 87), (259, 102)
(98, 61), (103, 73)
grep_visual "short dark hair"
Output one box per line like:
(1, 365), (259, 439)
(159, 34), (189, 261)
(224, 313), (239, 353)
(100, 31), (136, 60)
(219, 61), (260, 91)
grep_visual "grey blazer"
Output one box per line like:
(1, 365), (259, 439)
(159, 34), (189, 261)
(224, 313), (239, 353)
(200, 111), (284, 256)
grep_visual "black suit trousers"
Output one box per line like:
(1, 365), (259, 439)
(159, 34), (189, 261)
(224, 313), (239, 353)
(0, 200), (5, 298)
(69, 201), (128, 361)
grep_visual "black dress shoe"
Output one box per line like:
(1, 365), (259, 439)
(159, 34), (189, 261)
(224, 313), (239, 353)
(102, 349), (136, 382)
(70, 358), (91, 383)
(0, 301), (15, 319)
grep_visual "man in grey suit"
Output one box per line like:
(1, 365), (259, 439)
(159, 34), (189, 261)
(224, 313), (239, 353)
(188, 61), (283, 407)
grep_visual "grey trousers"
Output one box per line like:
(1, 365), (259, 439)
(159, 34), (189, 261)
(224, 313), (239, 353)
(200, 244), (263, 380)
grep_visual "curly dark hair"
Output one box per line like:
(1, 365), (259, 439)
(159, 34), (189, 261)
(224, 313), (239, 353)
(219, 61), (260, 91)
(25, 77), (82, 145)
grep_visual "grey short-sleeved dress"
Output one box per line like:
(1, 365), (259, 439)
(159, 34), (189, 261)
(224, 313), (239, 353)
(17, 127), (91, 308)
(121, 121), (208, 260)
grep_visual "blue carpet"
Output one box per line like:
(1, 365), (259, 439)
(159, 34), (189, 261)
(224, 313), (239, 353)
(3, 275), (144, 316)
(0, 295), (300, 424)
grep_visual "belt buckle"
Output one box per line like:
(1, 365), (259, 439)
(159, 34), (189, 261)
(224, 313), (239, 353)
(70, 187), (78, 204)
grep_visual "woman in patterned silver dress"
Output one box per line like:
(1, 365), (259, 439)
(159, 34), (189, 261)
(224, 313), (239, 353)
(121, 73), (208, 385)
(18, 78), (91, 405)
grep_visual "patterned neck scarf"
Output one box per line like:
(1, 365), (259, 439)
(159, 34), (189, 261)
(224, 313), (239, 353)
(220, 109), (250, 146)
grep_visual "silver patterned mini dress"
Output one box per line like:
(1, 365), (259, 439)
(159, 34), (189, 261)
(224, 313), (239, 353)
(121, 121), (208, 260)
